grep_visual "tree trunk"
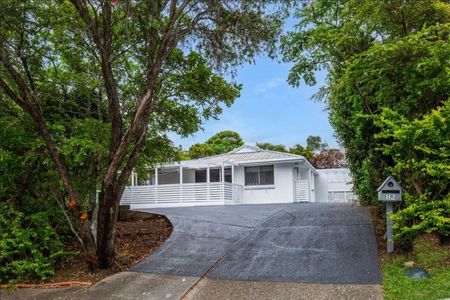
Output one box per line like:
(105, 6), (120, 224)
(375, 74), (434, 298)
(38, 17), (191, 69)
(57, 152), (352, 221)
(78, 218), (99, 272)
(96, 184), (124, 268)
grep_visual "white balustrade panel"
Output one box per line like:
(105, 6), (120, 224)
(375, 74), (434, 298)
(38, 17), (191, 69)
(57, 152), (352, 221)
(295, 180), (310, 202)
(121, 182), (244, 208)
(327, 191), (356, 203)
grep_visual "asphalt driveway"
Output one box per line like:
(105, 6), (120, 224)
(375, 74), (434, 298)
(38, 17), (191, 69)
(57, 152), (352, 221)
(4, 203), (383, 300)
(132, 203), (381, 285)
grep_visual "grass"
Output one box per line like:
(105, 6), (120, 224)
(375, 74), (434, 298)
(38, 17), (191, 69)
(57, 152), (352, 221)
(382, 235), (450, 300)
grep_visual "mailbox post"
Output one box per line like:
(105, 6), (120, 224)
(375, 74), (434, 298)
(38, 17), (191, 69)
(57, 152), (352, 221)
(377, 175), (402, 253)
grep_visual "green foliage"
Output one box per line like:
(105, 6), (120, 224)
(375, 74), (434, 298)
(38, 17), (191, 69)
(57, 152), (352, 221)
(256, 136), (330, 164)
(205, 131), (244, 155)
(256, 137), (344, 167)
(376, 102), (450, 246)
(330, 24), (450, 203)
(0, 0), (289, 271)
(375, 102), (450, 198)
(0, 204), (66, 283)
(391, 194), (450, 248)
(289, 144), (313, 160)
(187, 143), (215, 159)
(284, 0), (450, 246)
(306, 136), (327, 152)
(284, 0), (450, 201)
(187, 131), (243, 159)
(256, 142), (287, 152)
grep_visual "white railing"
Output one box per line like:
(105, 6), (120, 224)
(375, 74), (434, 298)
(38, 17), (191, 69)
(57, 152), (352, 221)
(121, 182), (244, 208)
(295, 180), (310, 202)
(224, 182), (244, 205)
(328, 191), (357, 203)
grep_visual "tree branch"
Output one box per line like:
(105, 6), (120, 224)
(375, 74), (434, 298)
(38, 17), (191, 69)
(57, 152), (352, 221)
(57, 197), (83, 246)
(70, 0), (123, 162)
(1, 47), (79, 200)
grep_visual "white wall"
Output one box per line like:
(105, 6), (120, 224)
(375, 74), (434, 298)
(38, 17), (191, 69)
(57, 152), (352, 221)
(314, 172), (329, 202)
(315, 168), (354, 202)
(234, 162), (296, 204)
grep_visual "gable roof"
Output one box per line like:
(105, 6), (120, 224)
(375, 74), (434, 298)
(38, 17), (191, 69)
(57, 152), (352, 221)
(164, 145), (317, 173)
(227, 144), (261, 154)
(376, 175), (401, 191)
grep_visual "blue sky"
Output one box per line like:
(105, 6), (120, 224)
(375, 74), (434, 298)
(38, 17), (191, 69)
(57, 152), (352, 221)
(171, 16), (338, 150)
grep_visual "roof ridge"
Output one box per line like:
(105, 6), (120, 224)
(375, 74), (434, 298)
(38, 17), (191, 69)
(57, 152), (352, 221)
(226, 144), (261, 154)
(197, 147), (304, 159)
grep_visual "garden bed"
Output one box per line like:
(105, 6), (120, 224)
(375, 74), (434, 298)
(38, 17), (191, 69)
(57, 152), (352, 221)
(40, 213), (171, 286)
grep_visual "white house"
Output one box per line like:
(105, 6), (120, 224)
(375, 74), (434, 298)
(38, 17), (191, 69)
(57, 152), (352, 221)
(121, 145), (356, 209)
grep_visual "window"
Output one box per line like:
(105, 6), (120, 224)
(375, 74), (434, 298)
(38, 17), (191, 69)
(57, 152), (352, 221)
(195, 170), (206, 182)
(195, 168), (230, 183)
(210, 169), (220, 182)
(245, 165), (274, 186)
(224, 168), (232, 183)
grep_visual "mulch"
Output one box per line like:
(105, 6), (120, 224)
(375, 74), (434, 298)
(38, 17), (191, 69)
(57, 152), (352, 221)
(367, 205), (387, 256)
(2, 214), (172, 289)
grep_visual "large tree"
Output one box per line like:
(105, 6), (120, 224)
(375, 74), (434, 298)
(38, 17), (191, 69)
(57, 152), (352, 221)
(205, 130), (244, 154)
(0, 0), (287, 269)
(305, 135), (327, 152)
(282, 0), (449, 202)
(283, 0), (449, 245)
(187, 130), (244, 158)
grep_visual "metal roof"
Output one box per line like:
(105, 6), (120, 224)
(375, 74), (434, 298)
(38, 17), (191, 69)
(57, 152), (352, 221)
(163, 145), (317, 172)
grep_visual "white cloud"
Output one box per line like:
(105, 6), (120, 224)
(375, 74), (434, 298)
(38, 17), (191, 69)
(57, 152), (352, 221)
(252, 77), (286, 95)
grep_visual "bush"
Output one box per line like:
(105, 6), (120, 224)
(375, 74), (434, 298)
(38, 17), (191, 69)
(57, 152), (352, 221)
(392, 194), (450, 248)
(0, 204), (66, 283)
(376, 101), (450, 248)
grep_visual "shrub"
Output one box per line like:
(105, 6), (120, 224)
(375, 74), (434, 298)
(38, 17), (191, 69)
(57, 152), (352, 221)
(376, 101), (450, 248)
(0, 204), (65, 283)
(392, 194), (450, 248)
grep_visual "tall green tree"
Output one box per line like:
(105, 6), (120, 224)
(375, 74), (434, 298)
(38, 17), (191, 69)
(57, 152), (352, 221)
(306, 135), (327, 152)
(205, 130), (244, 154)
(256, 142), (287, 152)
(0, 0), (288, 269)
(376, 101), (450, 246)
(187, 130), (243, 158)
(187, 143), (214, 159)
(283, 0), (450, 244)
(289, 144), (312, 159)
(283, 0), (449, 201)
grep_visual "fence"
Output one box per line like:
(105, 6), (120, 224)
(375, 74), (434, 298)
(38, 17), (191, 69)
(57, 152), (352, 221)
(121, 182), (244, 208)
(327, 190), (357, 203)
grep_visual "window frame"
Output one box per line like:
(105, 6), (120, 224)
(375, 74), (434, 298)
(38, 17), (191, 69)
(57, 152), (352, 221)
(244, 165), (274, 186)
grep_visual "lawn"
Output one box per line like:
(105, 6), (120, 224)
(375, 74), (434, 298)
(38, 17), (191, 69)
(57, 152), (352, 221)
(382, 235), (450, 300)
